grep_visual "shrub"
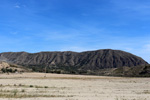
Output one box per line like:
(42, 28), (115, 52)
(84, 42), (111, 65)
(29, 85), (33, 87)
(12, 89), (18, 96)
(44, 86), (48, 88)
(21, 89), (25, 92)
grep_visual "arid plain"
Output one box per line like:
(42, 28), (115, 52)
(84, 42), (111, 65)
(0, 73), (150, 100)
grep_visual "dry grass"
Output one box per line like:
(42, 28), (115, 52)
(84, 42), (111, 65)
(0, 93), (70, 98)
(0, 84), (73, 98)
(0, 72), (149, 100)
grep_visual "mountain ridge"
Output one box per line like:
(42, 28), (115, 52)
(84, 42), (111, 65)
(0, 49), (149, 76)
(0, 49), (147, 70)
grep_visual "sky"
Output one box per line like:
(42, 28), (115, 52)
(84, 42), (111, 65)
(0, 0), (150, 63)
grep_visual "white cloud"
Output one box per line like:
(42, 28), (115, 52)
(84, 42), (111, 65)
(131, 44), (150, 63)
(61, 46), (86, 52)
(14, 3), (21, 8)
(61, 46), (96, 52)
(144, 44), (150, 52)
(14, 5), (20, 8)
(124, 48), (133, 52)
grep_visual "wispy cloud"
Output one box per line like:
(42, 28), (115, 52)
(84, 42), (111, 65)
(10, 31), (18, 35)
(37, 30), (80, 41)
(143, 44), (150, 52)
(110, 0), (150, 19)
(14, 4), (20, 8)
(60, 46), (96, 52)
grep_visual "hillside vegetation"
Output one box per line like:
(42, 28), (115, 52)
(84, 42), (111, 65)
(0, 61), (30, 73)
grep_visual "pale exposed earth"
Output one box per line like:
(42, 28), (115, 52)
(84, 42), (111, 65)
(0, 73), (150, 100)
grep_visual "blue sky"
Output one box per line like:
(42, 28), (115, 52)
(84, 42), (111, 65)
(0, 0), (150, 63)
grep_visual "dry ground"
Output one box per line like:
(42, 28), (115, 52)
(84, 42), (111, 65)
(0, 73), (150, 100)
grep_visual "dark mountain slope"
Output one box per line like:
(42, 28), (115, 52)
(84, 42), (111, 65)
(0, 49), (147, 73)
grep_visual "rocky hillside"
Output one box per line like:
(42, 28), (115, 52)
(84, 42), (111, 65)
(0, 49), (147, 73)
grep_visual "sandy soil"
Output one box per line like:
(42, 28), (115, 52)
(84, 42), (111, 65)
(0, 73), (150, 100)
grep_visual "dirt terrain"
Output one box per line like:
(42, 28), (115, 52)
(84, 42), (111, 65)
(0, 73), (150, 100)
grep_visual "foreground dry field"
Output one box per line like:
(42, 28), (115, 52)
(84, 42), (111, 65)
(0, 73), (150, 100)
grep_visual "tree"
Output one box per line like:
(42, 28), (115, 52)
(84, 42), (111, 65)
(1, 68), (6, 73)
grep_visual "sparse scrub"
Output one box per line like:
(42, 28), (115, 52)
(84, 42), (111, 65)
(1, 67), (18, 73)
(44, 86), (48, 88)
(21, 89), (25, 93)
(29, 85), (33, 88)
(0, 93), (71, 98)
(35, 85), (43, 88)
(19, 84), (22, 86)
(143, 90), (150, 94)
(0, 72), (149, 99)
(12, 89), (18, 96)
